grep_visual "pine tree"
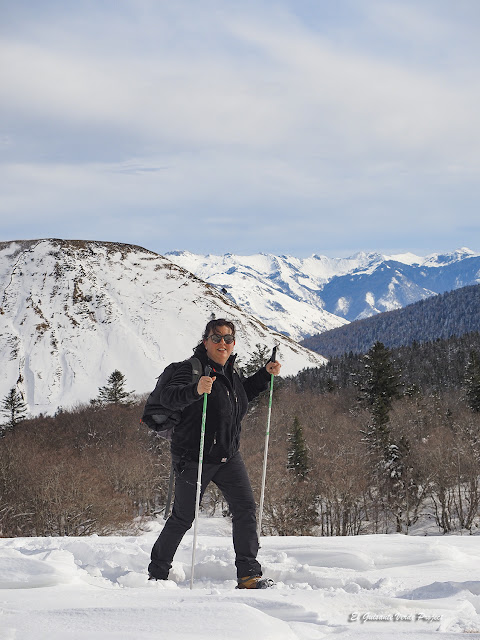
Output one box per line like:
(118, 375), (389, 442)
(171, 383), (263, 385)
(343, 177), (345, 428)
(282, 416), (317, 533)
(464, 350), (480, 412)
(361, 341), (402, 425)
(359, 342), (410, 530)
(360, 342), (402, 460)
(1, 388), (27, 433)
(287, 416), (309, 480)
(93, 370), (134, 406)
(240, 343), (271, 377)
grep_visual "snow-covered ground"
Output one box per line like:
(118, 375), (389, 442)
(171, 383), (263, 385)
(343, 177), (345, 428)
(2, 516), (480, 639)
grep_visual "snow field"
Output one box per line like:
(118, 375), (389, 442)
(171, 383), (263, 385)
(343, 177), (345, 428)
(2, 516), (480, 639)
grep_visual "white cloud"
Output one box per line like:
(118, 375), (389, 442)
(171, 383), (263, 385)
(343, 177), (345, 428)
(2, 2), (479, 163)
(227, 15), (480, 162)
(0, 0), (479, 255)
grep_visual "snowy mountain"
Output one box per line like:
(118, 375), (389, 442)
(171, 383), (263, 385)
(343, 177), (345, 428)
(167, 248), (480, 340)
(0, 239), (326, 415)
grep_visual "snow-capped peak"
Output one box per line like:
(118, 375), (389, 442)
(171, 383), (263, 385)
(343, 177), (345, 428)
(422, 247), (477, 267)
(167, 247), (480, 333)
(0, 239), (326, 415)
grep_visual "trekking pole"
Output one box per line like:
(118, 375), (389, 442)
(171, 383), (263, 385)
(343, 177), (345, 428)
(163, 461), (175, 520)
(190, 364), (212, 590)
(257, 346), (277, 540)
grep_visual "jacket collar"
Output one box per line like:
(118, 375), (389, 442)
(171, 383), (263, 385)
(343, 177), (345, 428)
(193, 344), (237, 373)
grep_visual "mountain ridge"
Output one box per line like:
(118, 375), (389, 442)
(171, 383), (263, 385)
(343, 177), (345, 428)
(0, 239), (326, 415)
(167, 248), (480, 340)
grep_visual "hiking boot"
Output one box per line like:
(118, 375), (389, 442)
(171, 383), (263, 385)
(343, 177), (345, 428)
(148, 573), (167, 581)
(236, 575), (275, 589)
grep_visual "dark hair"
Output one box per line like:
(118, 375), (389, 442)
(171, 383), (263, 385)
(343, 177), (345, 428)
(202, 318), (236, 341)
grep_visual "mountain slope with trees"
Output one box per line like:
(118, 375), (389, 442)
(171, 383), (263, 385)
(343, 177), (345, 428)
(302, 284), (480, 357)
(295, 331), (480, 396)
(4, 333), (480, 538)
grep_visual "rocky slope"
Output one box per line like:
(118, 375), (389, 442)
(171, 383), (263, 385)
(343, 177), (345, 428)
(0, 239), (325, 415)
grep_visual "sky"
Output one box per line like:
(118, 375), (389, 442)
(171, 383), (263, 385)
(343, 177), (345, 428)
(1, 0), (480, 258)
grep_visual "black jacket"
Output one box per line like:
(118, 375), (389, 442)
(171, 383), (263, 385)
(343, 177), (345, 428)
(160, 345), (271, 463)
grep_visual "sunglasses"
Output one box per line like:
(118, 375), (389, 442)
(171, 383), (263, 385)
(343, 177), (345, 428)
(207, 334), (235, 344)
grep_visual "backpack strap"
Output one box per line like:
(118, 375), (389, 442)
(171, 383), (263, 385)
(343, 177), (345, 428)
(188, 356), (203, 382)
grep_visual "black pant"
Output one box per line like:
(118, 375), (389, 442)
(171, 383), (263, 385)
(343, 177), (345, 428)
(149, 451), (261, 580)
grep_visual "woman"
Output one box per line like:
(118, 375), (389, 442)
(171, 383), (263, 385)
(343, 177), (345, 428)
(148, 318), (281, 588)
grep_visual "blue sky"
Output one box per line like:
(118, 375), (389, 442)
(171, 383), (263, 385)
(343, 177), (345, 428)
(1, 0), (479, 257)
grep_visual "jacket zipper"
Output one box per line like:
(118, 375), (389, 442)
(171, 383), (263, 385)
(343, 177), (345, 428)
(209, 365), (241, 455)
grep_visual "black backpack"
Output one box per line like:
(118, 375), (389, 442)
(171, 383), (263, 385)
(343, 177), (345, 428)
(142, 357), (203, 440)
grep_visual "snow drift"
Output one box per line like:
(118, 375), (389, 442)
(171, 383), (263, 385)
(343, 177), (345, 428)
(1, 516), (480, 639)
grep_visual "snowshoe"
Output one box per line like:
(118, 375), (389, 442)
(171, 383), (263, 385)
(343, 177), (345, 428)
(236, 575), (275, 589)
